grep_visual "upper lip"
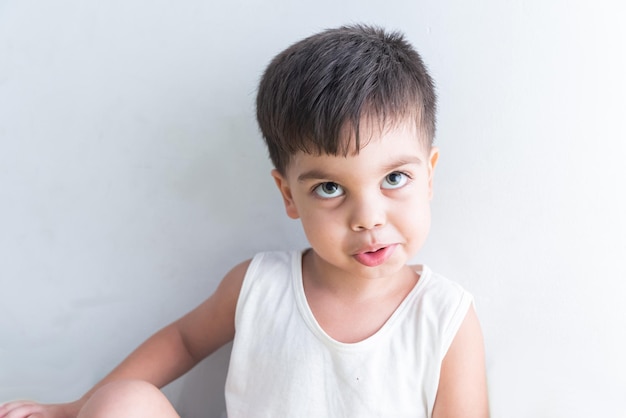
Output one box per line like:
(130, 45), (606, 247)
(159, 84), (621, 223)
(353, 243), (392, 254)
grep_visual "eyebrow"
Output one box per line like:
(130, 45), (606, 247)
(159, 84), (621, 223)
(297, 169), (333, 183)
(297, 155), (424, 183)
(380, 155), (424, 172)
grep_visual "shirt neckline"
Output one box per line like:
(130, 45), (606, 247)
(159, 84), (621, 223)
(290, 249), (431, 351)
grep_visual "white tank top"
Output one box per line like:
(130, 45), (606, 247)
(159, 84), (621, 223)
(225, 250), (473, 418)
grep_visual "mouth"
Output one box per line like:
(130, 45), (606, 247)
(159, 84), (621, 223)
(353, 244), (397, 267)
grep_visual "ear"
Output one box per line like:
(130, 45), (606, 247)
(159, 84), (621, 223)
(427, 147), (439, 200)
(271, 169), (300, 219)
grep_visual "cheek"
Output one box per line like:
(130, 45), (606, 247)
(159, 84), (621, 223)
(399, 195), (432, 233)
(412, 205), (432, 242)
(299, 207), (345, 243)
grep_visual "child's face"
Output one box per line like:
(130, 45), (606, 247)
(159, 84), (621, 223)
(272, 119), (439, 280)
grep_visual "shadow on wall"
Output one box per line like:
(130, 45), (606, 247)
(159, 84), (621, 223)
(163, 343), (232, 418)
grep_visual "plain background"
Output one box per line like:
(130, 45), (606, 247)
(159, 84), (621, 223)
(1, 1), (625, 417)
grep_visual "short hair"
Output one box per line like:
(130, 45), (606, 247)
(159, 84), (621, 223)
(256, 24), (437, 174)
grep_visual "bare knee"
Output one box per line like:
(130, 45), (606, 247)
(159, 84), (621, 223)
(78, 380), (179, 418)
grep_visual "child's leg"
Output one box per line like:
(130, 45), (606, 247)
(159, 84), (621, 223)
(77, 380), (180, 418)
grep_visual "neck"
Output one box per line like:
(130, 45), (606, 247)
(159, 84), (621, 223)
(302, 249), (417, 302)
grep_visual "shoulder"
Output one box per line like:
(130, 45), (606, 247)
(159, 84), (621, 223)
(237, 250), (300, 292)
(245, 250), (299, 273)
(216, 258), (252, 296)
(235, 250), (300, 311)
(404, 266), (476, 363)
(414, 266), (474, 328)
(415, 266), (471, 299)
(216, 250), (296, 295)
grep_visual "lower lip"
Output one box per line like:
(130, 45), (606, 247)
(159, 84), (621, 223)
(353, 245), (397, 267)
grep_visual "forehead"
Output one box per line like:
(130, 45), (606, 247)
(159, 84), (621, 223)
(339, 113), (426, 155)
(287, 119), (429, 179)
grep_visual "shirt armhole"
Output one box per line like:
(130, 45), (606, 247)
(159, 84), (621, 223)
(440, 291), (474, 359)
(233, 252), (264, 329)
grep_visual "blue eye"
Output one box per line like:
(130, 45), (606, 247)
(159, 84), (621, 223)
(314, 182), (344, 198)
(382, 172), (408, 189)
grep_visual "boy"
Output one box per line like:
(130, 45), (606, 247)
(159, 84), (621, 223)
(0, 24), (488, 418)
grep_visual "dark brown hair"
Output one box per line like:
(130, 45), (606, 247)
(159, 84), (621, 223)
(256, 24), (437, 173)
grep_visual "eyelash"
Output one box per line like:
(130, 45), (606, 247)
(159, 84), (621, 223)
(312, 182), (344, 199)
(382, 171), (411, 189)
(311, 171), (412, 199)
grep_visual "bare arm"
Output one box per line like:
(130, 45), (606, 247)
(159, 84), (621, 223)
(84, 259), (248, 390)
(431, 305), (490, 418)
(0, 260), (249, 418)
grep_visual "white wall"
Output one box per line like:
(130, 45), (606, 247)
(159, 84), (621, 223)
(1, 1), (625, 417)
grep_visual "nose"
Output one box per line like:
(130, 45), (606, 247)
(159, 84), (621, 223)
(349, 192), (386, 231)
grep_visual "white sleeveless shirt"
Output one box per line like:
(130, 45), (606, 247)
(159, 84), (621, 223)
(225, 251), (473, 418)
